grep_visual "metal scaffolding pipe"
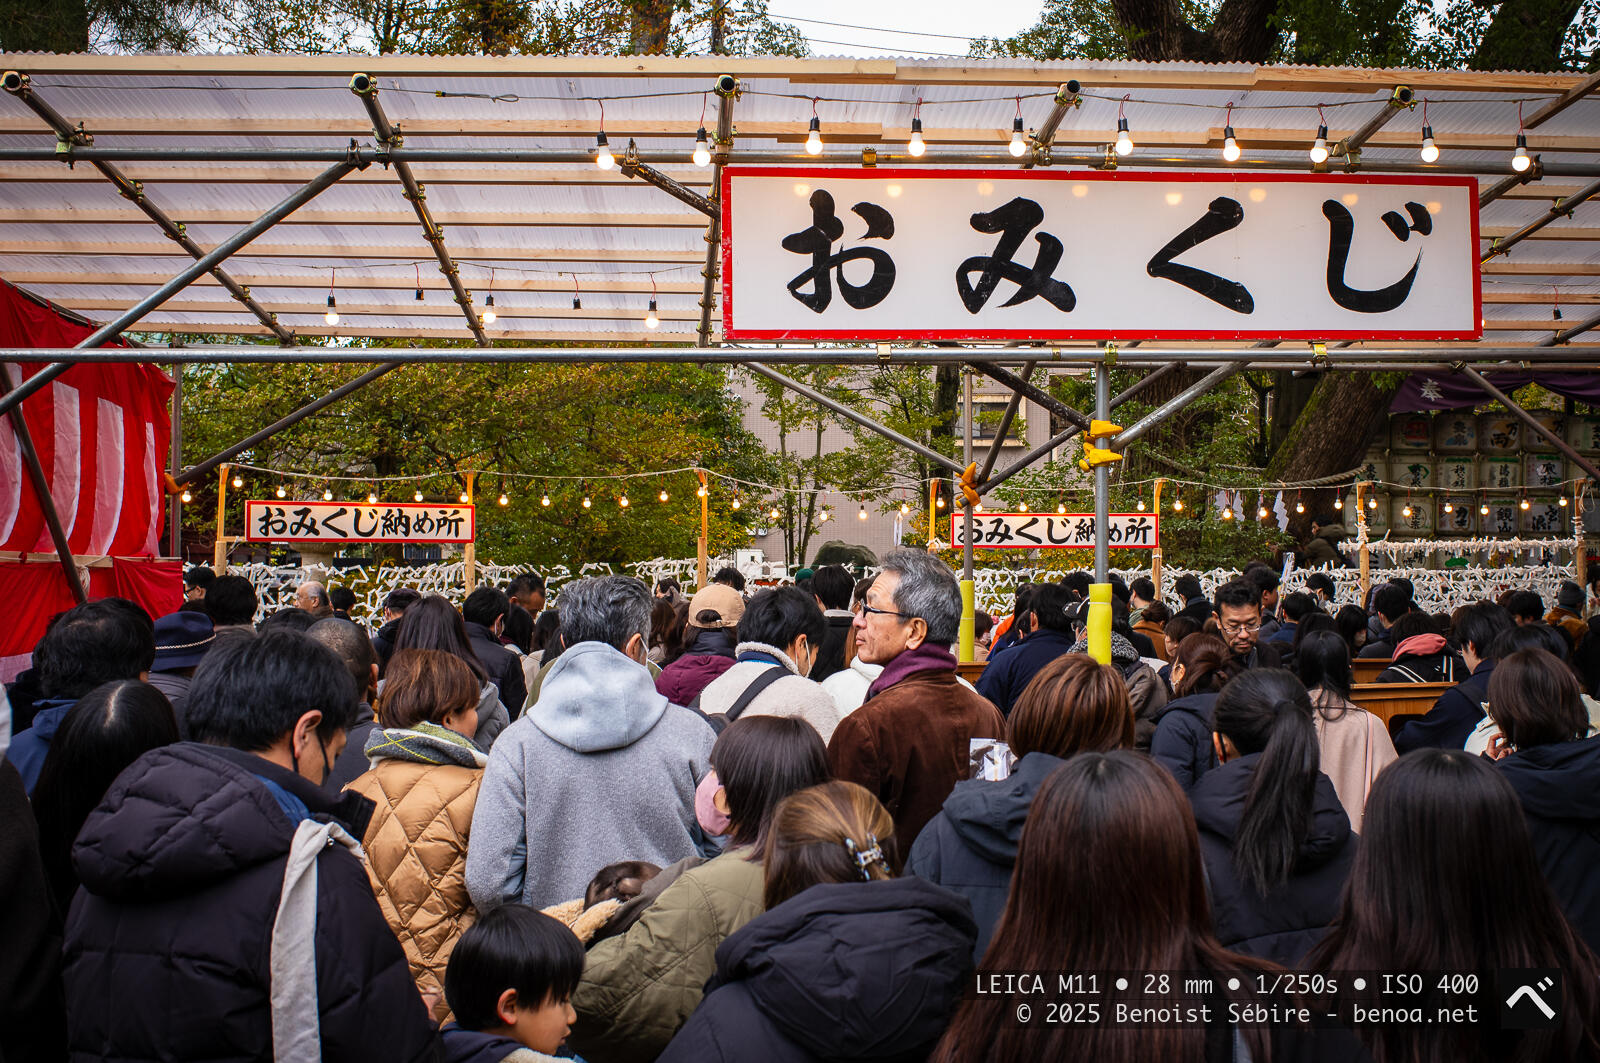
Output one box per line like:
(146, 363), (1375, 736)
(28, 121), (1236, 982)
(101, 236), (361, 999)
(1024, 80), (1080, 169)
(5, 145), (1600, 179)
(742, 361), (966, 474)
(976, 360), (1035, 482)
(969, 362), (1091, 430)
(2, 372), (87, 602)
(1458, 364), (1600, 484)
(1478, 162), (1544, 208)
(620, 156), (717, 219)
(1, 346), (1595, 367)
(1524, 71), (1600, 129)
(177, 362), (406, 485)
(1093, 365), (1111, 581)
(3, 72), (295, 344)
(1540, 307), (1600, 347)
(1332, 85), (1414, 162)
(0, 156), (360, 419)
(1482, 176), (1600, 261)
(697, 77), (737, 347)
(1111, 364), (1241, 450)
(351, 74), (488, 346)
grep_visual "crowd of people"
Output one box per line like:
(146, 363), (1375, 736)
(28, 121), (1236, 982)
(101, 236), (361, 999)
(3, 550), (1599, 1062)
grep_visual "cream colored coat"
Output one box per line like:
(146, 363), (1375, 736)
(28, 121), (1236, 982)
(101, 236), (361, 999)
(1310, 689), (1398, 833)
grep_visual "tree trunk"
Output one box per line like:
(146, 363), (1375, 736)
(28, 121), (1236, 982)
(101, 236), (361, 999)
(1265, 372), (1399, 539)
(626, 0), (674, 53)
(1470, 0), (1585, 71)
(709, 0), (726, 54)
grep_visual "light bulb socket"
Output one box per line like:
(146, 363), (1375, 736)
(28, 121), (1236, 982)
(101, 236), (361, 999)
(326, 294), (336, 309)
(695, 126), (709, 146)
(596, 130), (609, 148)
(648, 297), (658, 312)
(808, 116), (820, 135)
(484, 294), (495, 308)
(1224, 124), (1236, 141)
(572, 296), (581, 309)
(911, 116), (923, 135)
(1315, 122), (1328, 141)
(414, 287), (423, 301)
(1117, 116), (1129, 136)
(1012, 116), (1024, 135)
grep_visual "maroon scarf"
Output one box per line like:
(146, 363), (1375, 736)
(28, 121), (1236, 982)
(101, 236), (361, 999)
(866, 642), (958, 700)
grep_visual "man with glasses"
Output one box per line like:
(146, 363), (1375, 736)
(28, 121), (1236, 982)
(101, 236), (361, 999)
(827, 549), (1004, 855)
(1214, 579), (1282, 671)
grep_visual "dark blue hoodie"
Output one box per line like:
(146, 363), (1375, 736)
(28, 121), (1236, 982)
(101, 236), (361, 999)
(1497, 737), (1600, 957)
(5, 695), (75, 794)
(658, 877), (976, 1063)
(440, 1023), (563, 1063)
(905, 752), (1065, 961)
(1149, 693), (1221, 791)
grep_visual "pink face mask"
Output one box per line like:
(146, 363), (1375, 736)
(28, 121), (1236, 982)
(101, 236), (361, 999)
(695, 770), (730, 837)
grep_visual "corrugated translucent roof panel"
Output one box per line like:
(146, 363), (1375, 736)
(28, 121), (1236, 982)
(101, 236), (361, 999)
(0, 54), (1592, 345)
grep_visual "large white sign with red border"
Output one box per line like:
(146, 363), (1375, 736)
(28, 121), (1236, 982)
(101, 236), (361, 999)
(722, 168), (1480, 343)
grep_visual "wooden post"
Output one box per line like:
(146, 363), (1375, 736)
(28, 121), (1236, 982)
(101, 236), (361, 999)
(1355, 481), (1371, 605)
(1152, 478), (1165, 601)
(696, 469), (709, 589)
(463, 471), (477, 594)
(1576, 482), (1589, 599)
(213, 463), (229, 572)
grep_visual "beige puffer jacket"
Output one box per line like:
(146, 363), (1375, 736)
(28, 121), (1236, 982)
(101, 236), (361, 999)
(347, 726), (485, 1023)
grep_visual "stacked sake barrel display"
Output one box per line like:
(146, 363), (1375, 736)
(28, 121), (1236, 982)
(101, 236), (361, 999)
(1357, 409), (1592, 542)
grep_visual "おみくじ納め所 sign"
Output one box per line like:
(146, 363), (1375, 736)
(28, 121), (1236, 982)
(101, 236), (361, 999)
(722, 168), (1479, 343)
(953, 512), (1160, 550)
(244, 501), (475, 543)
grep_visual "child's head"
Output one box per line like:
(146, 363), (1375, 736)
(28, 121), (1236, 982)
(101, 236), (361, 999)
(583, 860), (661, 909)
(444, 905), (584, 1054)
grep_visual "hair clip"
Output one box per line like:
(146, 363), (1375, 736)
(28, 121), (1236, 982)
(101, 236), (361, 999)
(844, 834), (886, 880)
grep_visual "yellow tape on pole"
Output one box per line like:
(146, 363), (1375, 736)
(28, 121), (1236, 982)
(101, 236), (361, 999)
(1087, 582), (1112, 665)
(959, 579), (975, 663)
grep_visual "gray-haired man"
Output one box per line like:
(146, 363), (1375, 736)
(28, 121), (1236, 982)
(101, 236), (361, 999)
(466, 575), (715, 910)
(827, 549), (1004, 855)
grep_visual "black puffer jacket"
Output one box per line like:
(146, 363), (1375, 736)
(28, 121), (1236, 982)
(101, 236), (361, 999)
(0, 758), (66, 1063)
(905, 752), (1065, 962)
(1189, 753), (1356, 966)
(657, 877), (976, 1063)
(63, 742), (438, 1063)
(1149, 692), (1221, 791)
(1498, 738), (1600, 957)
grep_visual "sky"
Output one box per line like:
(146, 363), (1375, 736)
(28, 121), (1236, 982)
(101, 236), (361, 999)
(766, 1), (1046, 58)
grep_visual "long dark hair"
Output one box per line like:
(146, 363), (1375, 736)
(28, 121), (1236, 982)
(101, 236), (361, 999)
(530, 609), (560, 655)
(392, 593), (487, 683)
(711, 715), (830, 853)
(1296, 629), (1354, 706)
(1291, 610), (1336, 660)
(1333, 604), (1369, 656)
(1171, 633), (1235, 697)
(31, 680), (180, 913)
(1488, 648), (1589, 749)
(1213, 669), (1320, 894)
(1308, 749), (1600, 1063)
(931, 753), (1272, 1063)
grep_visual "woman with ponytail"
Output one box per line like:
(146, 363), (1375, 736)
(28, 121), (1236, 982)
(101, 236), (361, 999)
(1189, 669), (1356, 965)
(659, 781), (976, 1063)
(1149, 633), (1240, 790)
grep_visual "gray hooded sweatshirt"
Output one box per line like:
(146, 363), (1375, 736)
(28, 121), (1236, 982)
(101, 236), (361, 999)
(465, 641), (716, 911)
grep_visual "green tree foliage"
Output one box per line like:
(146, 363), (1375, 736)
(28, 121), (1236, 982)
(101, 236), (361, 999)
(178, 359), (776, 567)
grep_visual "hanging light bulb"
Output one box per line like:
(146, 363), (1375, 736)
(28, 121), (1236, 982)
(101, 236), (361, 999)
(692, 127), (712, 167)
(1258, 504), (1269, 519)
(1511, 132), (1530, 172)
(1137, 498), (1146, 511)
(1057, 501), (1067, 514)
(180, 488), (192, 503)
(659, 488), (670, 502)
(619, 492), (630, 508)
(276, 484), (287, 498)
(1560, 495), (1570, 507)
(414, 488), (424, 502)
(1334, 496), (1344, 509)
(819, 507), (830, 522)
(325, 487), (335, 501)
(935, 494), (945, 509)
(645, 297), (659, 329)
(595, 130), (614, 170)
(572, 276), (582, 311)
(1009, 116), (1026, 157)
(1222, 127), (1241, 163)
(1419, 125), (1439, 163)
(1309, 123), (1329, 165)
(459, 490), (470, 503)
(582, 495), (592, 509)
(1403, 501), (1413, 518)
(899, 502), (910, 515)
(414, 263), (423, 302)
(1115, 117), (1134, 157)
(1222, 506), (1234, 520)
(1172, 496), (1183, 512)
(732, 496), (742, 510)
(324, 294), (339, 326)
(232, 473), (243, 489)
(492, 491), (504, 506)
(481, 293), (496, 326)
(541, 492), (551, 507)
(1367, 496), (1378, 510)
(908, 116), (926, 157)
(1520, 496), (1531, 510)
(805, 115), (823, 156)
(1444, 500), (1454, 513)
(974, 502), (984, 514)
(858, 503), (868, 521)
(1480, 500), (1491, 516)
(366, 491), (377, 504)
(770, 506), (781, 521)
(697, 484), (708, 498)
(1295, 499), (1305, 514)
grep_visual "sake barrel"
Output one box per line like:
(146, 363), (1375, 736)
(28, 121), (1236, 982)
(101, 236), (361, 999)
(1482, 500), (1520, 536)
(1390, 457), (1434, 491)
(1438, 497), (1475, 535)
(1520, 497), (1565, 535)
(1478, 413), (1521, 453)
(1520, 410), (1562, 452)
(1480, 456), (1522, 492)
(1355, 451), (1383, 483)
(1433, 412), (1478, 453)
(1524, 454), (1566, 491)
(1392, 497), (1434, 536)
(1389, 412), (1433, 453)
(1564, 413), (1600, 455)
(1435, 456), (1478, 492)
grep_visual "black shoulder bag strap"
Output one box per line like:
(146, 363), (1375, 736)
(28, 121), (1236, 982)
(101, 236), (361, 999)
(724, 664), (790, 724)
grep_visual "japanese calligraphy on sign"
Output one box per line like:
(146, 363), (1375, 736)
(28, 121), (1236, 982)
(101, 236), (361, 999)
(244, 501), (474, 543)
(951, 513), (1159, 550)
(722, 168), (1480, 342)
